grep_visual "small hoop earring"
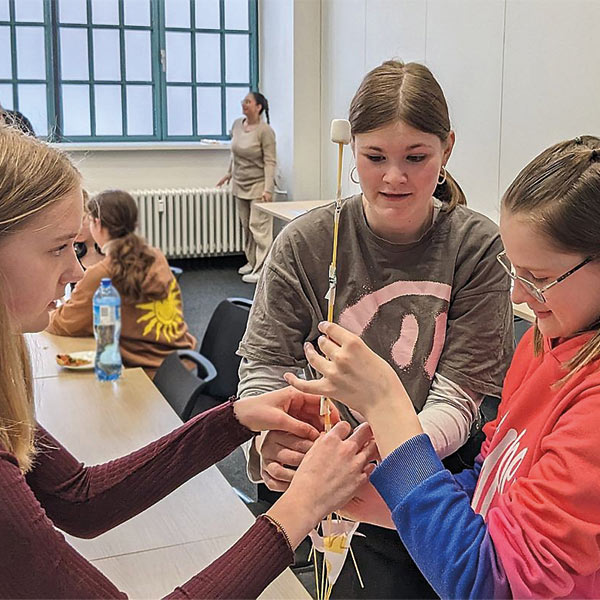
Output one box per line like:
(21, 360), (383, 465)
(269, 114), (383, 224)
(350, 166), (359, 184)
(437, 165), (447, 186)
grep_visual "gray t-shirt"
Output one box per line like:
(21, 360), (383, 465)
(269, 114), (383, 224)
(239, 194), (513, 411)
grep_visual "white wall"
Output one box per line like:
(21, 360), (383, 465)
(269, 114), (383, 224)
(259, 0), (321, 201)
(259, 0), (294, 197)
(499, 0), (600, 194)
(319, 0), (600, 222)
(67, 147), (230, 192)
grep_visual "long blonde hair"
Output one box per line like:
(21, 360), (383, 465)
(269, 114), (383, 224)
(0, 125), (80, 471)
(502, 135), (600, 382)
(349, 60), (466, 210)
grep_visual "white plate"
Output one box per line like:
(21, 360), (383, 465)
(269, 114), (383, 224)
(56, 350), (95, 370)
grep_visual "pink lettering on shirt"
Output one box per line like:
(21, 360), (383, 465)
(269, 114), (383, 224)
(472, 412), (528, 518)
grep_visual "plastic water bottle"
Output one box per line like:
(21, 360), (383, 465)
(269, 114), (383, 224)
(93, 278), (122, 381)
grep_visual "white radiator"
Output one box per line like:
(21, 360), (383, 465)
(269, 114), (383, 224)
(130, 188), (244, 259)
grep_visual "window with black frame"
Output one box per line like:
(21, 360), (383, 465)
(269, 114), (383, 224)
(0, 0), (258, 142)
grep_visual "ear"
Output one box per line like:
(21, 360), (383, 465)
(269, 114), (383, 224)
(443, 130), (456, 164)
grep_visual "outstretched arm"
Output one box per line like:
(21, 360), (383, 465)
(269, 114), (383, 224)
(30, 389), (322, 537)
(2, 395), (375, 599)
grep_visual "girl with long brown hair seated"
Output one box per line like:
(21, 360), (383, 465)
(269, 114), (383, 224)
(47, 189), (196, 379)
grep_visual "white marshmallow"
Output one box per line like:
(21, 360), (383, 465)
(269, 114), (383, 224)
(330, 119), (351, 144)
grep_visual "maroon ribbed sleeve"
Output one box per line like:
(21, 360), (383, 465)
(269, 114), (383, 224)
(27, 401), (251, 537)
(0, 402), (294, 598)
(167, 517), (294, 599)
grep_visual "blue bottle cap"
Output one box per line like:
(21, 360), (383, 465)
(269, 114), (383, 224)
(101, 278), (111, 287)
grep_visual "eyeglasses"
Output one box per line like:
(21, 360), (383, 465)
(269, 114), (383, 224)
(497, 251), (594, 303)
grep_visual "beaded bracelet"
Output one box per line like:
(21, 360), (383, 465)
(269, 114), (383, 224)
(261, 513), (293, 551)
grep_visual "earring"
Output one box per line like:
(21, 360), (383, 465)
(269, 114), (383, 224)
(350, 166), (360, 184)
(437, 165), (447, 185)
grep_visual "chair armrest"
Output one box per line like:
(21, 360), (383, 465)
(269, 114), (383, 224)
(227, 296), (253, 309)
(169, 266), (183, 282)
(176, 349), (217, 385)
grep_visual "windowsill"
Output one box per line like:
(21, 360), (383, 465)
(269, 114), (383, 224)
(53, 140), (231, 152)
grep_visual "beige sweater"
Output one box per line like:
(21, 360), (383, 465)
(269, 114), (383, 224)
(228, 117), (276, 199)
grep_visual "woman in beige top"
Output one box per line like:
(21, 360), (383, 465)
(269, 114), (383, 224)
(217, 92), (277, 284)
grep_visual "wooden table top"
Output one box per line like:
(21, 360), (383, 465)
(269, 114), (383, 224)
(26, 331), (96, 379)
(254, 199), (333, 222)
(31, 336), (309, 599)
(513, 302), (535, 323)
(35, 370), (258, 559)
(92, 535), (309, 600)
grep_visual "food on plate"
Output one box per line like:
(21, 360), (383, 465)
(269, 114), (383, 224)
(56, 353), (92, 367)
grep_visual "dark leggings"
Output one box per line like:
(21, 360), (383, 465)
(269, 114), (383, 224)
(327, 523), (438, 599)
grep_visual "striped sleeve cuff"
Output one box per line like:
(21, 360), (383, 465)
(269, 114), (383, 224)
(370, 434), (445, 505)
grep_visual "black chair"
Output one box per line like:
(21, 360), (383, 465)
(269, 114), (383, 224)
(514, 315), (532, 346)
(169, 265), (183, 281)
(154, 349), (217, 421)
(185, 297), (253, 419)
(155, 297), (252, 421)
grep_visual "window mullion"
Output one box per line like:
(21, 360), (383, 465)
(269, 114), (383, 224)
(156, 0), (167, 141)
(190, 0), (197, 137)
(46, 0), (61, 141)
(8, 0), (17, 109)
(118, 0), (126, 137)
(219, 0), (226, 137)
(249, 0), (258, 89)
(86, 0), (95, 138)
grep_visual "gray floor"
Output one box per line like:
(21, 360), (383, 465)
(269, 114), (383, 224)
(173, 254), (259, 501)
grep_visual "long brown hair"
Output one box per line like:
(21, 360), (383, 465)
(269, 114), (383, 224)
(348, 60), (466, 210)
(503, 135), (600, 382)
(0, 125), (80, 471)
(86, 190), (157, 303)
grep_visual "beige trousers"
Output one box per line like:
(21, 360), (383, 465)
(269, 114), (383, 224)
(236, 196), (273, 274)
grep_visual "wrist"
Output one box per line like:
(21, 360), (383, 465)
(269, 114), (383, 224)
(232, 396), (257, 432)
(363, 387), (407, 422)
(267, 491), (320, 549)
(368, 404), (422, 460)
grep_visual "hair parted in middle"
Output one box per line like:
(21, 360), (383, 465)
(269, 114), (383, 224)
(348, 59), (465, 210)
(86, 189), (159, 303)
(502, 135), (600, 378)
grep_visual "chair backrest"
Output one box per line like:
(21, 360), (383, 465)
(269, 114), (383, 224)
(154, 352), (208, 421)
(514, 315), (532, 347)
(199, 297), (252, 401)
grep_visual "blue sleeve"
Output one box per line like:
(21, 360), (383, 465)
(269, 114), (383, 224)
(453, 457), (483, 499)
(371, 434), (511, 599)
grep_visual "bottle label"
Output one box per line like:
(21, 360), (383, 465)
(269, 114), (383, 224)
(99, 305), (117, 326)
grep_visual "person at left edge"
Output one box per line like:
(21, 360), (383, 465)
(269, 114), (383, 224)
(0, 123), (377, 599)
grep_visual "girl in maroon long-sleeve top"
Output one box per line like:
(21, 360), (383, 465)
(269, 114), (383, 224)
(0, 124), (376, 599)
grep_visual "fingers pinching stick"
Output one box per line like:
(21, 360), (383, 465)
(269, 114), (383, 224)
(321, 119), (352, 431)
